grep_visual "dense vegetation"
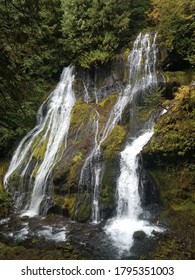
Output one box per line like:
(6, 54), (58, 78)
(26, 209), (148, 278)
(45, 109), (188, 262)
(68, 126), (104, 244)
(61, 0), (150, 67)
(150, 0), (195, 68)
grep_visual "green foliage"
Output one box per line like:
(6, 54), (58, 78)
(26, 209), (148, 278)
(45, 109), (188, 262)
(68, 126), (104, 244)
(150, 0), (195, 65)
(60, 0), (151, 67)
(79, 50), (110, 69)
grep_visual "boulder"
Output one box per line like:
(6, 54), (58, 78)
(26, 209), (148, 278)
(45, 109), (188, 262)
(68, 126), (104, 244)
(133, 230), (146, 240)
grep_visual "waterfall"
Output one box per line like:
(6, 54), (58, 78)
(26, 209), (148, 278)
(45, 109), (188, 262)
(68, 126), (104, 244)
(104, 33), (163, 253)
(100, 33), (158, 143)
(116, 129), (154, 219)
(4, 66), (76, 217)
(104, 124), (162, 253)
(79, 33), (159, 223)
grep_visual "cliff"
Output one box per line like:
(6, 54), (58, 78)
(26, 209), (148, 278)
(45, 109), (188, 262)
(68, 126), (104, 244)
(142, 79), (195, 259)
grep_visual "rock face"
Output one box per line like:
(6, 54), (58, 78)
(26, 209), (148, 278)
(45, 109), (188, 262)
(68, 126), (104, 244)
(50, 53), (130, 222)
(142, 83), (195, 259)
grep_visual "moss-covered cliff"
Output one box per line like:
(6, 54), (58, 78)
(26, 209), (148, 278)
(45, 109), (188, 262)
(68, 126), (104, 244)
(142, 81), (195, 259)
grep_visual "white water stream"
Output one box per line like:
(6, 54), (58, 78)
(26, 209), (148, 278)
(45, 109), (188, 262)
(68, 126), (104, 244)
(105, 127), (161, 253)
(4, 66), (76, 217)
(104, 33), (163, 252)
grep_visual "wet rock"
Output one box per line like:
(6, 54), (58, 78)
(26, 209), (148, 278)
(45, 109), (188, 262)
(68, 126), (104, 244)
(151, 230), (162, 237)
(47, 205), (62, 216)
(104, 76), (114, 88)
(133, 230), (146, 240)
(20, 215), (30, 222)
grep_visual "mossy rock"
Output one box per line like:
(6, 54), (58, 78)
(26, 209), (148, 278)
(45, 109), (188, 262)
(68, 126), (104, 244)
(144, 86), (195, 157)
(98, 94), (117, 110)
(0, 161), (13, 218)
(53, 151), (84, 192)
(54, 193), (77, 219)
(99, 157), (119, 218)
(32, 136), (49, 161)
(137, 107), (154, 125)
(142, 160), (195, 259)
(101, 125), (126, 159)
(123, 48), (130, 83)
(4, 168), (21, 193)
(164, 71), (195, 86)
(0, 160), (9, 184)
(0, 184), (13, 218)
(77, 202), (91, 222)
(100, 184), (115, 209)
(70, 97), (92, 131)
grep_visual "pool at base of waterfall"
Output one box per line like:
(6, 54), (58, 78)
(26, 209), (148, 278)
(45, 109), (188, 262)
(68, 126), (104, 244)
(0, 214), (164, 260)
(105, 217), (163, 256)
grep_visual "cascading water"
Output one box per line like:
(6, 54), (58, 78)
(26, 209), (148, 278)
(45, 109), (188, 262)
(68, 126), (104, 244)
(105, 33), (163, 253)
(4, 66), (76, 217)
(105, 127), (157, 252)
(79, 32), (160, 223)
(100, 32), (158, 143)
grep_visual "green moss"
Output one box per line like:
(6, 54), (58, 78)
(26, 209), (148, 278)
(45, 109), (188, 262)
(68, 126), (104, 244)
(63, 194), (77, 218)
(6, 169), (21, 191)
(70, 98), (92, 131)
(101, 125), (126, 158)
(30, 124), (49, 153)
(0, 184), (13, 218)
(145, 86), (195, 157)
(33, 136), (49, 161)
(53, 150), (83, 191)
(54, 193), (77, 219)
(32, 165), (40, 178)
(137, 107), (154, 124)
(100, 184), (115, 208)
(95, 94), (118, 135)
(73, 152), (83, 164)
(0, 160), (8, 185)
(123, 48), (130, 83)
(164, 71), (195, 86)
(147, 164), (195, 208)
(77, 202), (91, 222)
(145, 163), (195, 260)
(98, 94), (117, 109)
(67, 152), (84, 188)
